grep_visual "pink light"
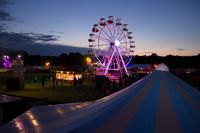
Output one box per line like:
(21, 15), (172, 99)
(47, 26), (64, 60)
(2, 55), (12, 68)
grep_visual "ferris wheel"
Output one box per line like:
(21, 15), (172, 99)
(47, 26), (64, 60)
(88, 16), (135, 77)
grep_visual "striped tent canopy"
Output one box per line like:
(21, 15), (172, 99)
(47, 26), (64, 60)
(0, 71), (200, 133)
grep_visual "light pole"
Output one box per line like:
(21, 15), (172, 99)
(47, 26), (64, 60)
(45, 62), (50, 69)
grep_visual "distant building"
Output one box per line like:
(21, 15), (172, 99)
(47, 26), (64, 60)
(128, 64), (152, 74)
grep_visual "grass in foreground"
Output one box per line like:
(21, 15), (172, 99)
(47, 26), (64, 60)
(0, 81), (104, 103)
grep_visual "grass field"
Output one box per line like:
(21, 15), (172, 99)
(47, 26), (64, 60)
(0, 72), (104, 103)
(0, 71), (147, 104)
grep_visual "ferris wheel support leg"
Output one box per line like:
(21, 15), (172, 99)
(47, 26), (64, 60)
(117, 47), (129, 76)
(104, 48), (116, 75)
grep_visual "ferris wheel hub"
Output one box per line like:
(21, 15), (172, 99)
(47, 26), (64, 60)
(115, 40), (120, 47)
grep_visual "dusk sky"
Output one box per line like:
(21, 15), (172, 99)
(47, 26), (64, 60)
(1, 0), (200, 56)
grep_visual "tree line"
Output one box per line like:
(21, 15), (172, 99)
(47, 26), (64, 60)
(1, 51), (200, 69)
(132, 53), (200, 69)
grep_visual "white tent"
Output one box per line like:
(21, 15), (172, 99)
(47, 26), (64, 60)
(0, 71), (200, 133)
(155, 63), (169, 71)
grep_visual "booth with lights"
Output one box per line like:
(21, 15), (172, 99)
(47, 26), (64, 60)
(56, 71), (82, 83)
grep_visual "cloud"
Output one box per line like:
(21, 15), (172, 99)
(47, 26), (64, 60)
(20, 32), (59, 42)
(0, 24), (6, 31)
(0, 0), (14, 21)
(0, 32), (60, 46)
(0, 1), (87, 56)
(177, 48), (187, 51)
(49, 30), (64, 34)
(0, 11), (14, 21)
(0, 31), (88, 56)
(0, 0), (10, 6)
(0, 0), (14, 33)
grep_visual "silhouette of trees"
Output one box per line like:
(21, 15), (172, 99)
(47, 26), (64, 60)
(59, 53), (68, 65)
(1, 50), (199, 69)
(28, 55), (42, 66)
(68, 52), (83, 65)
(131, 54), (200, 69)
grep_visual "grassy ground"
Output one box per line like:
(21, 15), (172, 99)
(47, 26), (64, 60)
(0, 72), (144, 104)
(0, 73), (104, 103)
(0, 81), (104, 103)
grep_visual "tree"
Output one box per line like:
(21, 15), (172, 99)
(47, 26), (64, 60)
(59, 53), (68, 65)
(68, 52), (83, 65)
(151, 53), (157, 57)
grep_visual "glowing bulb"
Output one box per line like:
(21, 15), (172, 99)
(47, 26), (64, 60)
(86, 57), (91, 64)
(115, 40), (120, 47)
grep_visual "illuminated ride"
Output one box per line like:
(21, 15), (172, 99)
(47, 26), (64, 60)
(2, 55), (12, 68)
(88, 16), (135, 79)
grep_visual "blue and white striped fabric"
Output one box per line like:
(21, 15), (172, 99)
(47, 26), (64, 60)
(0, 71), (200, 133)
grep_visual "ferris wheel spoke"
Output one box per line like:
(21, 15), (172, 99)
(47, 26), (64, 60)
(115, 51), (122, 69)
(118, 30), (128, 41)
(112, 21), (116, 40)
(98, 25), (111, 40)
(100, 45), (111, 61)
(120, 41), (128, 44)
(92, 44), (109, 47)
(100, 32), (111, 41)
(119, 34), (129, 41)
(116, 28), (124, 41)
(97, 31), (110, 41)
(104, 47), (116, 75)
(98, 45), (111, 56)
(113, 55), (121, 70)
(116, 47), (128, 75)
(101, 31), (112, 42)
(103, 26), (113, 41)
(100, 46), (113, 66)
(118, 45), (127, 49)
(93, 34), (110, 43)
(98, 37), (110, 43)
(124, 56), (131, 65)
(102, 47), (113, 58)
(107, 24), (114, 40)
(115, 24), (122, 39)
